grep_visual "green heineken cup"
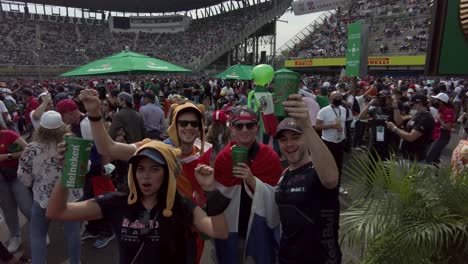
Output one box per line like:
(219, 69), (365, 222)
(232, 146), (248, 177)
(273, 69), (301, 118)
(61, 137), (93, 188)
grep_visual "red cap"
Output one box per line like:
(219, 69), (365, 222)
(212, 110), (227, 124)
(56, 99), (78, 114)
(230, 107), (258, 124)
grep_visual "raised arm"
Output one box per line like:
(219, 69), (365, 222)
(78, 89), (136, 161)
(46, 182), (103, 222)
(32, 94), (51, 121)
(283, 94), (339, 189)
(192, 165), (229, 239)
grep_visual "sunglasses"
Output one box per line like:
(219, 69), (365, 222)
(177, 120), (199, 128)
(233, 122), (257, 131)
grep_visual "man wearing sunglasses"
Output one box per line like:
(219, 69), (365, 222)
(386, 94), (435, 161)
(212, 107), (282, 264)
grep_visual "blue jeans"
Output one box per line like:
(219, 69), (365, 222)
(0, 166), (33, 238)
(30, 202), (81, 264)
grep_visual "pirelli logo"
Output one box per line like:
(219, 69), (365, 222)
(295, 60), (313, 66)
(368, 58), (390, 65)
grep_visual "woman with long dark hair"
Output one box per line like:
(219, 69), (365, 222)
(47, 141), (229, 264)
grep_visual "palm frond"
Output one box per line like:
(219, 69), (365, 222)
(341, 151), (468, 263)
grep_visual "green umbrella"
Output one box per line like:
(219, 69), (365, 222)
(59, 51), (191, 77)
(215, 64), (254, 80)
(275, 68), (297, 74)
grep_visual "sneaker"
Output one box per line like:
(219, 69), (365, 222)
(81, 230), (99, 241)
(93, 234), (116, 249)
(7, 236), (22, 253)
(339, 187), (349, 195)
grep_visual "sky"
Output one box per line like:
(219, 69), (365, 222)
(275, 11), (324, 50)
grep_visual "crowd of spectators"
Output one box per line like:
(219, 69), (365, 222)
(0, 2), (272, 67)
(287, 0), (431, 59)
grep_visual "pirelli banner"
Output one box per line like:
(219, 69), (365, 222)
(284, 55), (426, 68)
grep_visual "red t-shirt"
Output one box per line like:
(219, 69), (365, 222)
(25, 97), (40, 124)
(432, 106), (455, 140)
(0, 130), (20, 167)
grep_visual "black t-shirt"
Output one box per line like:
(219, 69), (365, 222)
(275, 162), (341, 264)
(401, 112), (435, 161)
(368, 106), (395, 145)
(95, 192), (197, 264)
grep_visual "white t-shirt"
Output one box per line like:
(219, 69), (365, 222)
(221, 87), (234, 97)
(30, 110), (40, 130)
(80, 117), (93, 140)
(317, 105), (346, 143)
(0, 100), (9, 127)
(454, 86), (463, 102)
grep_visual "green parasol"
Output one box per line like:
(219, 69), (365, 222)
(275, 68), (297, 74)
(59, 51), (191, 77)
(215, 64), (254, 80)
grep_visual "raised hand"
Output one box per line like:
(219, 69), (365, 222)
(195, 164), (215, 191)
(282, 94), (311, 128)
(78, 89), (101, 116)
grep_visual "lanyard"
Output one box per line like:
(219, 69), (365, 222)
(331, 106), (341, 118)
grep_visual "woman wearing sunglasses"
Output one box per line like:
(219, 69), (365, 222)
(46, 141), (229, 264)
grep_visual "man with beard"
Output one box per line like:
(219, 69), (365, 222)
(275, 94), (340, 264)
(315, 91), (347, 194)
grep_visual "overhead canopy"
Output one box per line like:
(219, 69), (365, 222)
(215, 64), (254, 80)
(23, 0), (239, 13)
(59, 51), (191, 77)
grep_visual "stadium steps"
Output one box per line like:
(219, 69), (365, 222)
(190, 0), (292, 71)
(133, 31), (140, 50)
(75, 24), (82, 43)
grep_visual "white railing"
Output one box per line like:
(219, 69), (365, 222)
(190, 0), (292, 71)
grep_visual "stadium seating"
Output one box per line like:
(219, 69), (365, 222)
(286, 0), (431, 59)
(0, 3), (270, 67)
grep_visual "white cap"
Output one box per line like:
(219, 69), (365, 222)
(323, 81), (331, 88)
(431, 92), (449, 103)
(0, 88), (12, 94)
(40, 111), (64, 129)
(408, 88), (415, 94)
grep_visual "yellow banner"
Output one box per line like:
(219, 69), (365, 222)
(285, 55), (426, 67)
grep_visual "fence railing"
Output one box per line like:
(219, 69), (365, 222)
(190, 0), (292, 71)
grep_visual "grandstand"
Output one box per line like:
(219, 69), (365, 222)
(279, 0), (431, 74)
(0, 0), (291, 76)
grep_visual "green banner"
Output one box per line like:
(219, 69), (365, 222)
(345, 22), (362, 76)
(438, 0), (468, 75)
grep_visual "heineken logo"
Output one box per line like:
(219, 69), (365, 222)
(227, 71), (239, 78)
(66, 145), (80, 187)
(88, 63), (112, 72)
(146, 61), (169, 70)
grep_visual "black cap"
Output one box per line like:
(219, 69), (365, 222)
(410, 94), (428, 104)
(144, 92), (156, 102)
(128, 148), (166, 166)
(275, 118), (303, 138)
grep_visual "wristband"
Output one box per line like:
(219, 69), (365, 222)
(204, 190), (231, 216)
(87, 114), (102, 122)
(7, 153), (12, 160)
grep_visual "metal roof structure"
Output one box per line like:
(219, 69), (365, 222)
(17, 0), (241, 13)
